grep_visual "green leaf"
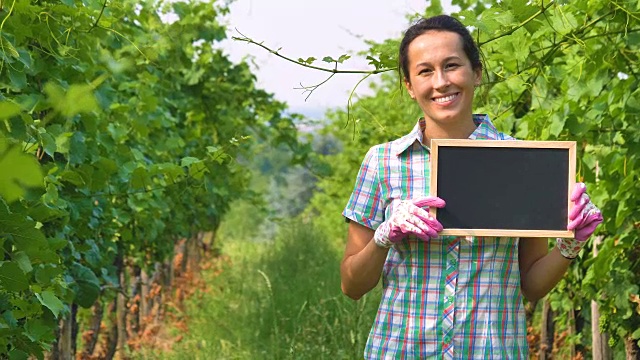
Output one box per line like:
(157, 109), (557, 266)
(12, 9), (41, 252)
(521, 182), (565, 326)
(366, 55), (381, 69)
(0, 262), (29, 292)
(83, 240), (102, 269)
(42, 184), (60, 208)
(0, 35), (19, 59)
(180, 156), (201, 167)
(40, 132), (56, 156)
(68, 132), (87, 164)
(16, 49), (32, 69)
(627, 90), (640, 110)
(8, 349), (28, 360)
(549, 114), (566, 138)
(337, 54), (351, 63)
(48, 238), (67, 251)
(59, 170), (86, 186)
(70, 263), (100, 308)
(24, 317), (55, 342)
(510, 0), (538, 22)
(7, 116), (27, 141)
(17, 93), (44, 113)
(0, 200), (48, 251)
(44, 82), (99, 118)
(167, 165), (186, 180)
(189, 161), (208, 179)
(12, 297), (40, 319)
(36, 291), (65, 318)
(322, 56), (336, 63)
(130, 167), (150, 189)
(0, 101), (22, 119)
(2, 309), (18, 329)
(8, 68), (27, 90)
(35, 264), (63, 286)
(0, 140), (43, 203)
(13, 252), (32, 273)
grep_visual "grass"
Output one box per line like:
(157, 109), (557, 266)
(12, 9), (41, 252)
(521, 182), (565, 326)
(136, 220), (380, 359)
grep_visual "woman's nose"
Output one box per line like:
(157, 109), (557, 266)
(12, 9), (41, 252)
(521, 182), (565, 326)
(433, 69), (450, 89)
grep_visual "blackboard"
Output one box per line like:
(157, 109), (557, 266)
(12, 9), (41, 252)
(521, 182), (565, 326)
(429, 140), (576, 238)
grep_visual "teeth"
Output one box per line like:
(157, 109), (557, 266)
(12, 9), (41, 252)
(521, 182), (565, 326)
(434, 94), (457, 103)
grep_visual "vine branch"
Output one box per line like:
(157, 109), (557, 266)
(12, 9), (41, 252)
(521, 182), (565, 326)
(232, 29), (390, 75)
(346, 73), (373, 131)
(87, 0), (108, 33)
(294, 72), (336, 101)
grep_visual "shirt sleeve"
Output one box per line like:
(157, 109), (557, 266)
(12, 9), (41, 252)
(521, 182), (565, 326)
(342, 145), (386, 230)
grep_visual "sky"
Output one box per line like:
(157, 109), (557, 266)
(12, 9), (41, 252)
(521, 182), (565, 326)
(217, 0), (437, 118)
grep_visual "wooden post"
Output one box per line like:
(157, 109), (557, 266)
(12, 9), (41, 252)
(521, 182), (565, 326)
(70, 304), (79, 357)
(115, 269), (127, 359)
(81, 300), (104, 358)
(591, 235), (613, 360)
(140, 269), (150, 321)
(189, 232), (203, 273)
(568, 309), (576, 359)
(181, 237), (189, 274)
(624, 336), (640, 360)
(57, 314), (73, 360)
(104, 299), (118, 360)
(540, 299), (555, 360)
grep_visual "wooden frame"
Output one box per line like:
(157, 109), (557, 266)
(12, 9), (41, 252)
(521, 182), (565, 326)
(429, 139), (576, 238)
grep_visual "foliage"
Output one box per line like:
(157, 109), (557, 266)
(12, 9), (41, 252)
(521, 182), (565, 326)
(306, 0), (640, 356)
(0, 0), (306, 356)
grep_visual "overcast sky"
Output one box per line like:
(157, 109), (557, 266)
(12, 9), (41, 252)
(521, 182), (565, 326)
(218, 0), (442, 118)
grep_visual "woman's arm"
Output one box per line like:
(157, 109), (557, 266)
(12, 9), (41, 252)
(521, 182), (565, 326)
(518, 237), (571, 302)
(340, 221), (389, 300)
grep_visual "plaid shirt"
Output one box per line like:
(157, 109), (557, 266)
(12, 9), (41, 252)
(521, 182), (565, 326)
(343, 115), (528, 359)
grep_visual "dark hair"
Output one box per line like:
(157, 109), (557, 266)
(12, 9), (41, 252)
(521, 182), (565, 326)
(399, 15), (482, 82)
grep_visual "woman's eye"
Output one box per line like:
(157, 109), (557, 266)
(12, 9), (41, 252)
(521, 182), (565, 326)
(418, 68), (432, 75)
(446, 63), (461, 69)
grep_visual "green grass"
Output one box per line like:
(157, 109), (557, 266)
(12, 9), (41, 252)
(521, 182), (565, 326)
(137, 220), (379, 359)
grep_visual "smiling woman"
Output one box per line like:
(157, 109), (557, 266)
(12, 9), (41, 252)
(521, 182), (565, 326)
(339, 14), (603, 359)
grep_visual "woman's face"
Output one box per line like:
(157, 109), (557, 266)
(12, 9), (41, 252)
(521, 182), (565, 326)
(404, 30), (481, 126)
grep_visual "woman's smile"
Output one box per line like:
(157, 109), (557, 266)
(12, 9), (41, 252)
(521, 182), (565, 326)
(432, 92), (460, 105)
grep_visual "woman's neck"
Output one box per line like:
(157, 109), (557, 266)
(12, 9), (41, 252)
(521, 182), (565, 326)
(422, 116), (478, 146)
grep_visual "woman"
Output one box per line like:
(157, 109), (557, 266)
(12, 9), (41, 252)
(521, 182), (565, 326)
(340, 15), (603, 359)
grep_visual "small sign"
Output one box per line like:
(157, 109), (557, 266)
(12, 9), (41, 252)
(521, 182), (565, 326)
(429, 139), (576, 238)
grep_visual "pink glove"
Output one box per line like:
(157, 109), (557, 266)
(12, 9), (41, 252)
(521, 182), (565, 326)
(373, 196), (445, 248)
(556, 182), (604, 259)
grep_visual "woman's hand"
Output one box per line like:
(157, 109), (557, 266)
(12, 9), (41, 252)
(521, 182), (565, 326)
(373, 196), (445, 248)
(556, 182), (604, 259)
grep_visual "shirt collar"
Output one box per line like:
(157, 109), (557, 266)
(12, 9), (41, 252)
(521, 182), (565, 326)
(394, 114), (501, 156)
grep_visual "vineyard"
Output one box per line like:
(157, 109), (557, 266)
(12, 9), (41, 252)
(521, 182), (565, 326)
(0, 0), (639, 359)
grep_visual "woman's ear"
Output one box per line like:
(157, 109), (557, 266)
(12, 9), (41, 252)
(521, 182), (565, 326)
(474, 68), (482, 87)
(404, 78), (415, 99)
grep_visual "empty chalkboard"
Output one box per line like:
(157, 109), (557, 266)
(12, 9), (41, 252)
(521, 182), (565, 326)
(429, 140), (576, 238)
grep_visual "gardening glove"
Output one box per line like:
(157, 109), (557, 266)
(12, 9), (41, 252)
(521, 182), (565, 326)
(373, 196), (445, 249)
(555, 182), (604, 259)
